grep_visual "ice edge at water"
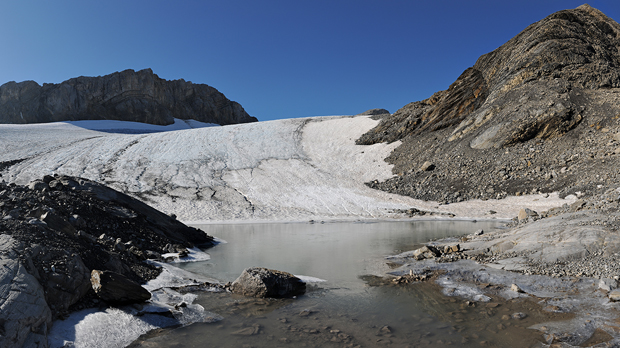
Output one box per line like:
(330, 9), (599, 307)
(49, 248), (221, 348)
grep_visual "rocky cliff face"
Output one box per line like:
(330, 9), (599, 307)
(0, 69), (257, 126)
(358, 5), (620, 203)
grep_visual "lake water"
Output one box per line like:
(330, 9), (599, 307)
(128, 220), (570, 347)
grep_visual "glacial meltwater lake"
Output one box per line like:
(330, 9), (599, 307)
(128, 220), (568, 348)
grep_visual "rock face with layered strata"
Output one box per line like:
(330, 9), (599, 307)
(0, 68), (257, 126)
(358, 5), (620, 203)
(359, 4), (619, 148)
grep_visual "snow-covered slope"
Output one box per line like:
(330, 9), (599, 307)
(0, 116), (570, 222)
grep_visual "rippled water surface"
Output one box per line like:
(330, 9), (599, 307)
(129, 220), (572, 348)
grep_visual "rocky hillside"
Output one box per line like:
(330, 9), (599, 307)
(358, 4), (620, 203)
(0, 68), (257, 126)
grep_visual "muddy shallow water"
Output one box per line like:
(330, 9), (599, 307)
(128, 221), (575, 348)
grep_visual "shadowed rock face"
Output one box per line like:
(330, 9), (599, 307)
(358, 4), (620, 148)
(0, 68), (257, 126)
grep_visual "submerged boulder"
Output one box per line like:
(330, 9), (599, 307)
(230, 267), (306, 298)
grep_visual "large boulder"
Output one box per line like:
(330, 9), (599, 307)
(0, 68), (257, 126)
(90, 270), (151, 304)
(0, 235), (52, 348)
(44, 253), (91, 313)
(230, 267), (306, 298)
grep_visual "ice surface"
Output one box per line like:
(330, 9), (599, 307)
(47, 307), (177, 348)
(48, 254), (224, 348)
(0, 116), (573, 222)
(161, 247), (211, 263)
(295, 275), (327, 283)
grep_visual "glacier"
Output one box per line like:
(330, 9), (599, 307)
(0, 115), (572, 222)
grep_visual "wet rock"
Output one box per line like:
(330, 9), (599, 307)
(230, 267), (306, 298)
(511, 312), (527, 320)
(90, 270), (151, 304)
(232, 324), (261, 336)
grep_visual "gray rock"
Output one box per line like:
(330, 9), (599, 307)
(609, 289), (620, 301)
(28, 180), (48, 191)
(40, 211), (76, 237)
(420, 161), (435, 171)
(45, 254), (91, 312)
(0, 68), (257, 126)
(90, 270), (151, 304)
(0, 235), (52, 348)
(518, 208), (538, 222)
(412, 246), (440, 260)
(69, 214), (87, 228)
(230, 267), (306, 298)
(599, 278), (618, 292)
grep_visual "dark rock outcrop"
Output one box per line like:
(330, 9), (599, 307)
(0, 68), (257, 126)
(230, 267), (306, 298)
(358, 5), (620, 203)
(357, 108), (390, 116)
(0, 175), (217, 346)
(90, 270), (151, 304)
(359, 4), (618, 147)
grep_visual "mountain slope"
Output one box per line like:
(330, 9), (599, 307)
(0, 68), (257, 126)
(358, 4), (620, 203)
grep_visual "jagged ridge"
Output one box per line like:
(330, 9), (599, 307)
(0, 68), (258, 126)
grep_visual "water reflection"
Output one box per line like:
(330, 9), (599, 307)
(129, 220), (576, 347)
(179, 220), (502, 287)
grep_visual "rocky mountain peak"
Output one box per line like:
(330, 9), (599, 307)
(357, 5), (620, 203)
(0, 68), (258, 126)
(358, 4), (620, 148)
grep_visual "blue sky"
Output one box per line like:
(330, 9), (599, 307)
(1, 1), (618, 121)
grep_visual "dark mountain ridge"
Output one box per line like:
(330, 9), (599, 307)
(357, 4), (620, 203)
(0, 68), (257, 126)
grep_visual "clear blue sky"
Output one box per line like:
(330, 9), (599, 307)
(1, 1), (618, 121)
